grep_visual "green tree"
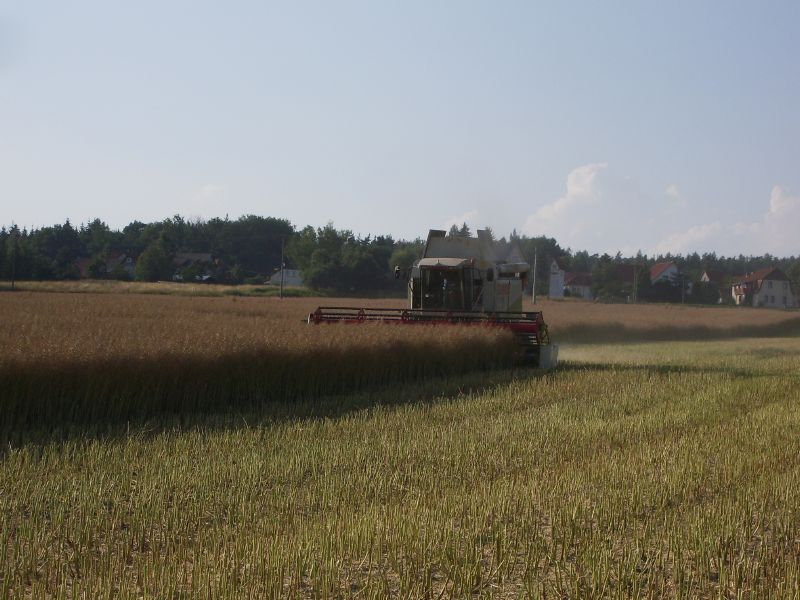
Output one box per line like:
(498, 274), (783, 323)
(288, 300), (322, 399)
(284, 223), (399, 292)
(389, 240), (423, 271)
(570, 250), (591, 272)
(87, 256), (108, 279)
(0, 228), (7, 278)
(591, 254), (617, 299)
(286, 226), (318, 273)
(79, 219), (112, 256)
(109, 264), (133, 281)
(787, 260), (800, 300)
(26, 220), (83, 279)
(216, 215), (293, 277)
(690, 282), (723, 305)
(135, 241), (173, 281)
(634, 264), (652, 302)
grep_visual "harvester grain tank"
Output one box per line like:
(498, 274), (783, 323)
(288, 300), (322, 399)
(308, 229), (558, 367)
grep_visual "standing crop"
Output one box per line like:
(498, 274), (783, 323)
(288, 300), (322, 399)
(0, 293), (518, 431)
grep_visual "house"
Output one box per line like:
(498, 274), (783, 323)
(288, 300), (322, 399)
(106, 252), (136, 278)
(75, 252), (136, 279)
(699, 270), (729, 304)
(564, 272), (593, 299)
(650, 262), (679, 285)
(75, 257), (94, 278)
(268, 268), (304, 287)
(614, 264), (638, 285)
(700, 270), (726, 284)
(173, 252), (213, 269)
(549, 258), (594, 299)
(548, 258), (569, 298)
(732, 268), (796, 308)
(492, 238), (527, 264)
(172, 252), (216, 282)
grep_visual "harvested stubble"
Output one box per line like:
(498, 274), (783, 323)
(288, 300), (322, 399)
(533, 298), (800, 343)
(0, 293), (517, 430)
(1, 338), (799, 598)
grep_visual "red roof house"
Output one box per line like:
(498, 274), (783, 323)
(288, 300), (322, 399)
(650, 262), (679, 284)
(732, 268), (795, 308)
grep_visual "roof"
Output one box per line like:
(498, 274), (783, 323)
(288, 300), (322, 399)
(701, 270), (727, 283)
(492, 239), (526, 263)
(106, 253), (132, 269)
(417, 257), (471, 268)
(173, 252), (213, 266)
(552, 257), (569, 271)
(564, 271), (592, 286)
(498, 262), (530, 275)
(423, 229), (527, 266)
(650, 262), (676, 282)
(75, 257), (93, 278)
(733, 267), (789, 285)
(614, 264), (638, 283)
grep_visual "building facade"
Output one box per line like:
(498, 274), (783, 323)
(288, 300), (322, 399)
(548, 258), (567, 298)
(269, 268), (304, 287)
(732, 268), (795, 308)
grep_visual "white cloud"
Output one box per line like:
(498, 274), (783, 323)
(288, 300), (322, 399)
(523, 163), (607, 228)
(651, 222), (723, 255)
(523, 163), (799, 257)
(443, 209), (479, 232)
(664, 184), (687, 209)
(523, 163), (657, 253)
(737, 185), (800, 255)
(769, 185), (800, 214)
(652, 185), (800, 256)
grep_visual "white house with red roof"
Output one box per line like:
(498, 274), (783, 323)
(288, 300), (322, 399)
(549, 258), (568, 298)
(564, 271), (593, 299)
(699, 270), (730, 304)
(649, 261), (679, 284)
(732, 268), (795, 308)
(549, 258), (593, 299)
(700, 270), (727, 284)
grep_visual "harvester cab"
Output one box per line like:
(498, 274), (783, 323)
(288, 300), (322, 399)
(309, 229), (558, 368)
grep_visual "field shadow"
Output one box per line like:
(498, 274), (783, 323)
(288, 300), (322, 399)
(1, 357), (765, 451)
(0, 367), (544, 450)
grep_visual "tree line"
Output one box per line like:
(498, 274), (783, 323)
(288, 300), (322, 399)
(1, 216), (798, 299)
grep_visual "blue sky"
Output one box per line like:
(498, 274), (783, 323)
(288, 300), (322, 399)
(1, 1), (798, 255)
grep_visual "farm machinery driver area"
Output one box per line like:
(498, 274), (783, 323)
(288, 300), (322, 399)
(309, 229), (558, 368)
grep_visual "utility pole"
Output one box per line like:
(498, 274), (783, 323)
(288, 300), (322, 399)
(633, 267), (638, 303)
(532, 248), (538, 304)
(279, 237), (285, 300)
(10, 227), (18, 291)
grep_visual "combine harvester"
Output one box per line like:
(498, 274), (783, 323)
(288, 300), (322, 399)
(308, 229), (558, 368)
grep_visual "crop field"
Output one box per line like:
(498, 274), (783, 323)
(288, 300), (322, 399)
(0, 293), (518, 433)
(0, 279), (318, 298)
(1, 290), (799, 598)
